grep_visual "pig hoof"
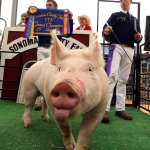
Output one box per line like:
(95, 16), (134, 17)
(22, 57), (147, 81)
(42, 115), (50, 122)
(65, 144), (75, 150)
(23, 120), (31, 128)
(22, 116), (31, 128)
(64, 137), (76, 150)
(74, 145), (88, 150)
(23, 123), (31, 128)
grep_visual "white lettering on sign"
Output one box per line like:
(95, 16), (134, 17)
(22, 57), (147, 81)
(61, 37), (86, 49)
(6, 36), (38, 52)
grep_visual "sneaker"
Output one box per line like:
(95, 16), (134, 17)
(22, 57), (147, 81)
(102, 111), (110, 123)
(115, 111), (133, 120)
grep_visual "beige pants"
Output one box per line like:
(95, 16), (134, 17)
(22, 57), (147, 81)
(106, 44), (134, 111)
(37, 46), (51, 61)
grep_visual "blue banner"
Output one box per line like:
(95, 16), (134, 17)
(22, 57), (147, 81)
(33, 9), (70, 35)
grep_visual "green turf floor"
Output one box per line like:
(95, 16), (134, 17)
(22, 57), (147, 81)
(0, 100), (149, 150)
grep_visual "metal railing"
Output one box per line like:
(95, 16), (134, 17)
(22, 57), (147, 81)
(0, 18), (7, 53)
(139, 45), (150, 114)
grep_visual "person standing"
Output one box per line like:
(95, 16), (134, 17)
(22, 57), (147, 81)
(76, 15), (92, 30)
(102, 0), (142, 123)
(37, 0), (73, 60)
(16, 13), (28, 27)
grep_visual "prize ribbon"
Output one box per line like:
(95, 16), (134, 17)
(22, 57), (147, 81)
(25, 15), (34, 39)
(63, 13), (69, 35)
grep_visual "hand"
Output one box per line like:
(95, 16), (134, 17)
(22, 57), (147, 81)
(64, 9), (73, 18)
(134, 32), (142, 42)
(68, 11), (73, 18)
(103, 26), (113, 36)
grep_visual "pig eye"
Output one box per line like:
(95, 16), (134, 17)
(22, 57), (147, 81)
(87, 64), (94, 72)
(88, 67), (93, 72)
(84, 64), (94, 72)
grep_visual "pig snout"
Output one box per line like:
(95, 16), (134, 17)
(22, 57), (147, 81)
(49, 82), (80, 122)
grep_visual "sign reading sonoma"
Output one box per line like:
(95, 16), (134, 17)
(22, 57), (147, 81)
(25, 6), (71, 38)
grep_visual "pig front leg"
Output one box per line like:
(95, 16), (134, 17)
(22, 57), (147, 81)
(22, 79), (38, 127)
(22, 87), (39, 128)
(75, 103), (105, 150)
(58, 120), (76, 150)
(23, 96), (50, 128)
(22, 96), (37, 128)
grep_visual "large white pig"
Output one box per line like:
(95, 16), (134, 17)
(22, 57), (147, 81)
(22, 33), (109, 150)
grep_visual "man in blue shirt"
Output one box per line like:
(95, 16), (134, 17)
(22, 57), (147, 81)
(37, 0), (73, 60)
(102, 0), (142, 123)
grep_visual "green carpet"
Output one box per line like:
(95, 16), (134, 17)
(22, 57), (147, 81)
(0, 100), (149, 150)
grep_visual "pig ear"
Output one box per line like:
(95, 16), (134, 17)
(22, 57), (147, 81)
(50, 32), (66, 65)
(88, 39), (105, 67)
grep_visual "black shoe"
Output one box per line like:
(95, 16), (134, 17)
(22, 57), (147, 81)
(102, 111), (110, 123)
(34, 104), (42, 111)
(115, 111), (133, 120)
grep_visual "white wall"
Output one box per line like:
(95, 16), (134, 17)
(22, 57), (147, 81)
(1, 0), (150, 45)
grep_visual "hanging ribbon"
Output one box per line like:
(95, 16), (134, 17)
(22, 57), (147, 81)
(106, 44), (116, 76)
(63, 13), (69, 35)
(25, 15), (34, 39)
(30, 16), (35, 39)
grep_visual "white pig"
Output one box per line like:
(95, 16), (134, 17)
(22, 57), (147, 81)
(22, 33), (109, 150)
